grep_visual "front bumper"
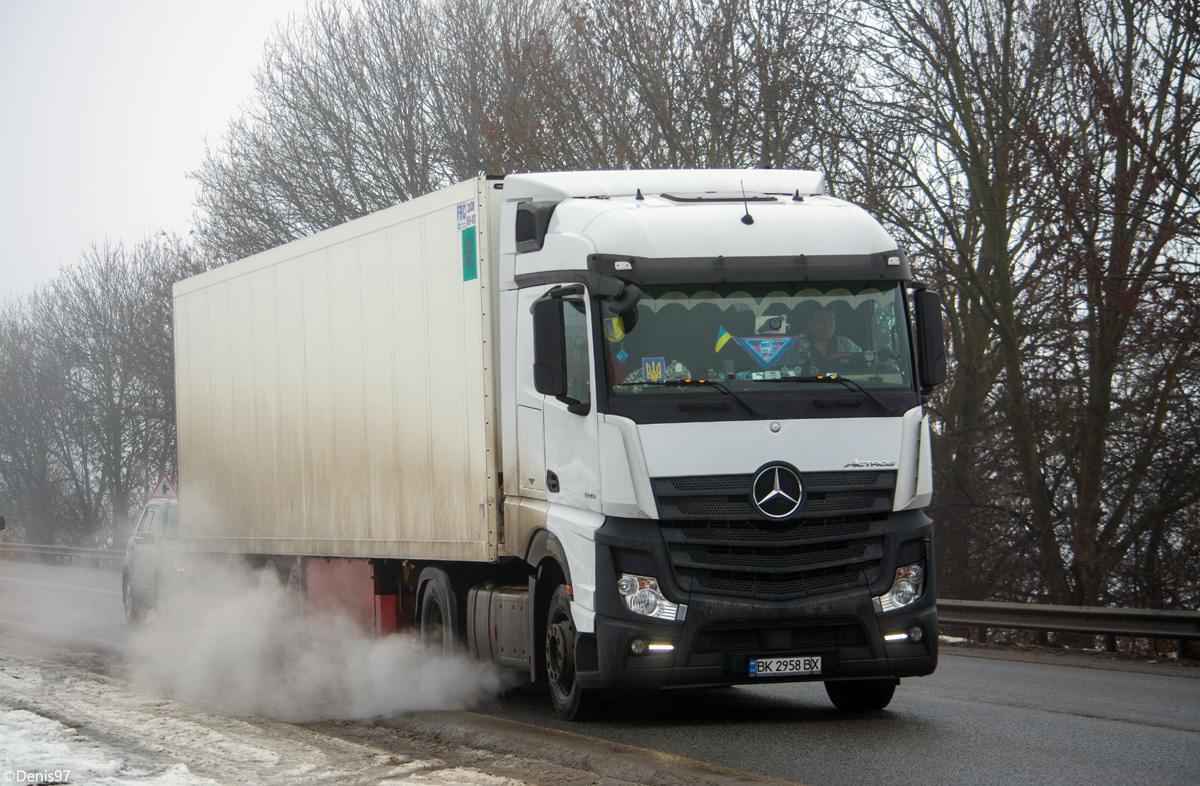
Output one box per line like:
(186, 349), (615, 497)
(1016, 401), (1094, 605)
(574, 513), (938, 690)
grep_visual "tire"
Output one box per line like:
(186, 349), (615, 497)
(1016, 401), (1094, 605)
(122, 572), (146, 625)
(824, 678), (897, 711)
(418, 569), (459, 655)
(545, 585), (608, 721)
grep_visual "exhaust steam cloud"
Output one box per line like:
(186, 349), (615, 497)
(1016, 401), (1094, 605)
(127, 565), (506, 722)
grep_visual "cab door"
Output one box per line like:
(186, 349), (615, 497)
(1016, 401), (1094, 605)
(541, 292), (601, 512)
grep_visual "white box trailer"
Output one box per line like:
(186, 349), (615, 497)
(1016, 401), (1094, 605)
(174, 178), (502, 562)
(162, 170), (947, 720)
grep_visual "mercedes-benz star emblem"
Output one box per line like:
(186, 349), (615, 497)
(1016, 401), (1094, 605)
(752, 465), (803, 519)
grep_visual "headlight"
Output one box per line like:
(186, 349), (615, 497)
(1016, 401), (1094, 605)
(616, 574), (687, 621)
(874, 563), (924, 613)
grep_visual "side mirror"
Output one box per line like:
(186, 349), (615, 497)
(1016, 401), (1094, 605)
(914, 290), (947, 389)
(532, 296), (567, 396)
(135, 531), (156, 546)
(516, 202), (557, 253)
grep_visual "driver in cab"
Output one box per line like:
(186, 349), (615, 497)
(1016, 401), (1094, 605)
(801, 304), (861, 363)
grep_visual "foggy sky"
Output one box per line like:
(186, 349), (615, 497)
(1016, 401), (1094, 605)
(0, 0), (309, 301)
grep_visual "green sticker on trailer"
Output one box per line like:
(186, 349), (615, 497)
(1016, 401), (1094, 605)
(457, 200), (478, 282)
(461, 225), (477, 281)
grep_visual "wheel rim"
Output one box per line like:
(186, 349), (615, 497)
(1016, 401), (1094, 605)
(546, 616), (575, 689)
(123, 579), (133, 618)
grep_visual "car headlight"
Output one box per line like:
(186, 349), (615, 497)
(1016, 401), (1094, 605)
(617, 574), (687, 621)
(873, 563), (924, 613)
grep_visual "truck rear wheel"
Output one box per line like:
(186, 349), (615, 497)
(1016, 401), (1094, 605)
(545, 585), (607, 721)
(419, 568), (459, 655)
(824, 678), (896, 711)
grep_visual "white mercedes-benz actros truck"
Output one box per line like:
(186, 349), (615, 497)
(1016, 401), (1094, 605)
(166, 169), (945, 719)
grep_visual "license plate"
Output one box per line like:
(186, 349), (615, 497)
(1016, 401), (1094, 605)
(749, 656), (822, 677)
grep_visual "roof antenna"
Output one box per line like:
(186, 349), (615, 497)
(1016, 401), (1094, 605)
(740, 181), (754, 225)
(792, 189), (804, 202)
(636, 188), (644, 201)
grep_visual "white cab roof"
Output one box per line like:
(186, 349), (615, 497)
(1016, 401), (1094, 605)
(503, 169), (826, 202)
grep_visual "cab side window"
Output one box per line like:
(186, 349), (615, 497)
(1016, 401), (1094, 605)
(563, 299), (591, 405)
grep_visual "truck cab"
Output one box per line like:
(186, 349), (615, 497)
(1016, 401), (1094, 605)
(496, 171), (944, 717)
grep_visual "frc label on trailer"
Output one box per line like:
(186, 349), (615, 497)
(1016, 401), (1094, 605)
(750, 656), (822, 676)
(458, 201), (478, 282)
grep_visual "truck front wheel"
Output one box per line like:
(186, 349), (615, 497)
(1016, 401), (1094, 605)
(122, 573), (146, 625)
(824, 678), (897, 711)
(545, 585), (607, 721)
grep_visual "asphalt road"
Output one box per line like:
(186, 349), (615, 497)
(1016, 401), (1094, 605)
(0, 557), (127, 648)
(476, 651), (1200, 786)
(3, 557), (1198, 786)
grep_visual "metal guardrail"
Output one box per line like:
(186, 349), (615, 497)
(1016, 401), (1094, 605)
(0, 542), (125, 570)
(1, 542), (1197, 641)
(938, 599), (1200, 641)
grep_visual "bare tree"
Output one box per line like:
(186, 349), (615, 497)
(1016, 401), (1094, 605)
(0, 305), (69, 543)
(193, 0), (864, 260)
(193, 0), (438, 262)
(851, 0), (1071, 599)
(855, 0), (1200, 606)
(0, 235), (204, 546)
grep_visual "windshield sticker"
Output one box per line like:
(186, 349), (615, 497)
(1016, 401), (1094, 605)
(642, 357), (666, 383)
(734, 336), (798, 370)
(604, 316), (626, 342)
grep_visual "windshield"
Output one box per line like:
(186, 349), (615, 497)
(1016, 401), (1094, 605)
(600, 282), (914, 395)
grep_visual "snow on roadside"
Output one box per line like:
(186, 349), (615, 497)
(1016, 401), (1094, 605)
(0, 652), (530, 786)
(0, 708), (218, 785)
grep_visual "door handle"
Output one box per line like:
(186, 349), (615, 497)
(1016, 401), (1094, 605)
(546, 470), (560, 493)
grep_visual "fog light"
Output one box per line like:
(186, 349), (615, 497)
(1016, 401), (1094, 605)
(616, 574), (687, 621)
(630, 638), (649, 655)
(908, 625), (924, 642)
(873, 562), (926, 613)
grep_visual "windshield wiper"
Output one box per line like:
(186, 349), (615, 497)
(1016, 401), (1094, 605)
(643, 379), (766, 418)
(772, 373), (895, 415)
(758, 376), (892, 417)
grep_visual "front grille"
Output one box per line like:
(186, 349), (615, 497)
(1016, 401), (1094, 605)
(652, 471), (895, 521)
(661, 516), (885, 600)
(652, 471), (892, 600)
(692, 568), (864, 598)
(674, 542), (867, 571)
